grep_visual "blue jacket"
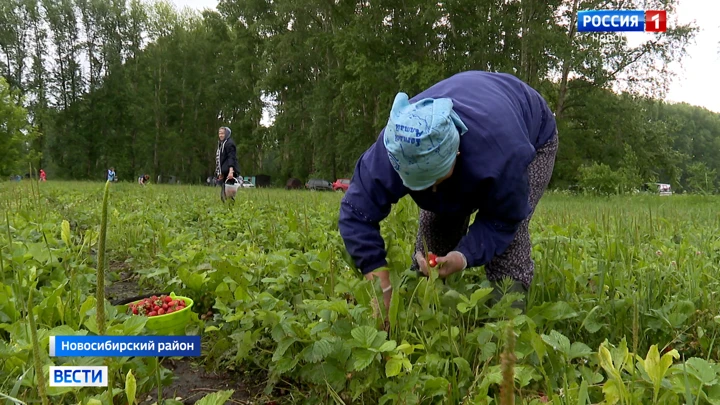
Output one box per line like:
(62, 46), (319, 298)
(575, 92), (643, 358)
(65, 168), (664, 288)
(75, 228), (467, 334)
(338, 71), (557, 274)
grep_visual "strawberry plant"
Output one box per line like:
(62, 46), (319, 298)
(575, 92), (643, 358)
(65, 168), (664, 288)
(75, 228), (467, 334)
(4, 182), (720, 404)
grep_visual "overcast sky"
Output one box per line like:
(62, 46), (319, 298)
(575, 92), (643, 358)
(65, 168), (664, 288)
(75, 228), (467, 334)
(169, 0), (720, 113)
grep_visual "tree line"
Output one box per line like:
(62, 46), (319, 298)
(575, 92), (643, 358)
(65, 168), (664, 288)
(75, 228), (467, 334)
(1, 0), (719, 193)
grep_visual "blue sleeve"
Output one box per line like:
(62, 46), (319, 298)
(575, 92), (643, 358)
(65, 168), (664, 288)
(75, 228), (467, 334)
(338, 135), (408, 274)
(455, 150), (533, 268)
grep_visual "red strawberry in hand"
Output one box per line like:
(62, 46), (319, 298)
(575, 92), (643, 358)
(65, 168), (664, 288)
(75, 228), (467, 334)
(428, 253), (438, 268)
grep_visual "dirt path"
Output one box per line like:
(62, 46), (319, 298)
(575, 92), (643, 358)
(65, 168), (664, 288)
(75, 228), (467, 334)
(140, 358), (265, 405)
(105, 261), (144, 304)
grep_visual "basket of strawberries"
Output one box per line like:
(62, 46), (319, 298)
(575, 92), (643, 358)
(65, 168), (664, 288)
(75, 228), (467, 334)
(120, 292), (194, 336)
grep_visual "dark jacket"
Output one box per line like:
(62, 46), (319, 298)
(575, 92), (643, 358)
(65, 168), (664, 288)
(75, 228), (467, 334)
(338, 71), (557, 274)
(216, 127), (240, 177)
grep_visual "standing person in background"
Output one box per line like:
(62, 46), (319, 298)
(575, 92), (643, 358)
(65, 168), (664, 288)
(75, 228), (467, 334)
(108, 167), (117, 182)
(39, 169), (46, 182)
(338, 71), (558, 315)
(215, 126), (240, 202)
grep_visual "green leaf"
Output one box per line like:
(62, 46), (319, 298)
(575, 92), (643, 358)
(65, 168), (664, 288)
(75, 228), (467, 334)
(542, 330), (571, 357)
(534, 301), (578, 321)
(274, 356), (300, 374)
(61, 220), (71, 246)
(598, 342), (618, 377)
(514, 365), (541, 388)
(396, 342), (423, 356)
(612, 338), (632, 374)
(310, 322), (330, 335)
(402, 358), (412, 372)
(271, 322), (286, 342)
(424, 377), (450, 398)
(48, 325), (84, 337)
(378, 340), (397, 353)
(530, 331), (547, 360)
(581, 306), (605, 333)
(122, 316), (147, 336)
(79, 296), (96, 321)
(179, 267), (207, 292)
(322, 300), (349, 316)
(601, 378), (622, 405)
(453, 357), (472, 378)
(233, 286), (250, 302)
(305, 339), (334, 363)
(457, 302), (471, 313)
(352, 349), (376, 371)
(389, 279), (400, 329)
(469, 287), (494, 305)
(304, 362), (347, 391)
(386, 357), (402, 377)
(273, 338), (297, 362)
(331, 319), (353, 338)
(84, 316), (99, 335)
(642, 344), (679, 401)
(569, 342), (593, 360)
(685, 357), (718, 385)
(195, 389), (234, 405)
(371, 331), (388, 348)
(125, 370), (137, 405)
(577, 379), (589, 405)
(213, 298), (228, 314)
(351, 326), (378, 348)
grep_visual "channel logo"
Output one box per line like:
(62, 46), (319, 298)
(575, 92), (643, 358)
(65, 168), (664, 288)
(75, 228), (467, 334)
(577, 10), (667, 32)
(49, 366), (108, 387)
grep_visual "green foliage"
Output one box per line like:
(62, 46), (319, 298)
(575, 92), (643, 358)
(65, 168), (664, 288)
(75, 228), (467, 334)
(0, 181), (173, 405)
(684, 162), (717, 194)
(0, 77), (28, 177)
(577, 163), (625, 195)
(5, 182), (720, 404)
(2, 0), (715, 191)
(195, 389), (234, 405)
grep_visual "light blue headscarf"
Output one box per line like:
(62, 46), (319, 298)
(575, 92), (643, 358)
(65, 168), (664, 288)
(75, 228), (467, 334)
(383, 92), (468, 191)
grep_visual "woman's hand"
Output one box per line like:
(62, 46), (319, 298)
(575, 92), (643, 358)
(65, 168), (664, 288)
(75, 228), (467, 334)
(227, 168), (234, 180)
(415, 251), (467, 278)
(365, 269), (392, 313)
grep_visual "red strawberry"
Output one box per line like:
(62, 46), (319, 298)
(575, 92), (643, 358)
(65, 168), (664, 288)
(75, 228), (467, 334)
(163, 296), (172, 303)
(148, 311), (157, 317)
(428, 253), (438, 268)
(158, 308), (165, 315)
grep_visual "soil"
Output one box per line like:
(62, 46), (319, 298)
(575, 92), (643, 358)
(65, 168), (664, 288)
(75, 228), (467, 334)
(140, 358), (267, 405)
(105, 261), (277, 405)
(105, 260), (144, 304)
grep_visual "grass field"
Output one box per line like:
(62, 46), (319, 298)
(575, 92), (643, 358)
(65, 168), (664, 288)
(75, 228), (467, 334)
(2, 181), (720, 404)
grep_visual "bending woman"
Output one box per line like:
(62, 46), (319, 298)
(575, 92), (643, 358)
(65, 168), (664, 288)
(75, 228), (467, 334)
(338, 70), (558, 313)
